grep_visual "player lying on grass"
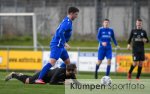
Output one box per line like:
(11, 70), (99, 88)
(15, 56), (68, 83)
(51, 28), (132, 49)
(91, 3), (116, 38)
(5, 64), (78, 85)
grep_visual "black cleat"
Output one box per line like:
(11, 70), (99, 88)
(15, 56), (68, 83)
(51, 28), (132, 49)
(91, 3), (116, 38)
(5, 72), (15, 82)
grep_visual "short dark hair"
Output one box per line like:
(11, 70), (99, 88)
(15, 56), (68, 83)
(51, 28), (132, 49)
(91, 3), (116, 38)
(68, 7), (79, 14)
(103, 19), (110, 22)
(66, 64), (76, 71)
(136, 18), (142, 22)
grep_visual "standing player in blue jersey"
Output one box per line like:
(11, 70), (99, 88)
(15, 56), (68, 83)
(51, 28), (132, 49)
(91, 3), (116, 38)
(95, 19), (119, 79)
(35, 7), (79, 84)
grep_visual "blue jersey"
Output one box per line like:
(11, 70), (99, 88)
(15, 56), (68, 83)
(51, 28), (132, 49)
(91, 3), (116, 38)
(97, 27), (117, 47)
(50, 16), (72, 47)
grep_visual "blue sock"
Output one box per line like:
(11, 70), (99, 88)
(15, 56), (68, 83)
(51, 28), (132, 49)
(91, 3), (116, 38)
(95, 64), (99, 72)
(60, 62), (66, 69)
(106, 65), (111, 76)
(95, 64), (100, 79)
(38, 63), (52, 79)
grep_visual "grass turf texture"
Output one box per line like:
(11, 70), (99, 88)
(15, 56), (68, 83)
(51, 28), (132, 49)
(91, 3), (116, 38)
(1, 36), (150, 48)
(0, 71), (149, 94)
(1, 36), (150, 53)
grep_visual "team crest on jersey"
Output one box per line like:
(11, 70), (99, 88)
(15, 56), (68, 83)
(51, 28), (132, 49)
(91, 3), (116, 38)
(137, 35), (141, 38)
(108, 32), (111, 35)
(102, 32), (105, 34)
(141, 33), (144, 36)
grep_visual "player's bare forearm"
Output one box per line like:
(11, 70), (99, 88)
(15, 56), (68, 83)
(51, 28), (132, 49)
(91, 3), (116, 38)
(65, 43), (71, 50)
(127, 44), (131, 50)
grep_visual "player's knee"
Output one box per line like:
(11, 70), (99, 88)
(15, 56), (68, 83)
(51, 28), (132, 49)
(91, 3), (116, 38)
(50, 59), (57, 66)
(51, 63), (55, 66)
(133, 63), (137, 66)
(64, 58), (70, 65)
(107, 62), (111, 65)
(107, 59), (111, 65)
(97, 60), (102, 65)
(138, 62), (143, 67)
(138, 64), (142, 67)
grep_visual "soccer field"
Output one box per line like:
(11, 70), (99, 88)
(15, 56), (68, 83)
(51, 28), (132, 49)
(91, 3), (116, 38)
(0, 71), (150, 94)
(0, 71), (64, 94)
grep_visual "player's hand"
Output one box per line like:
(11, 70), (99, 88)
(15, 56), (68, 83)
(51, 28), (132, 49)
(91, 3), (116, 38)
(64, 79), (73, 85)
(142, 38), (147, 43)
(65, 43), (71, 50)
(102, 42), (107, 46)
(127, 44), (131, 50)
(116, 45), (120, 50)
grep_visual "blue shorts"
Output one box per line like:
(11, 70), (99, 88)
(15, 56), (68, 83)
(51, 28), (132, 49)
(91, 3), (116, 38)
(98, 46), (112, 60)
(50, 46), (69, 61)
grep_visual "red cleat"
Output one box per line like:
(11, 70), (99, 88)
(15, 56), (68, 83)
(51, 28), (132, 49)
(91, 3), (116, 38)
(127, 73), (131, 80)
(35, 79), (45, 84)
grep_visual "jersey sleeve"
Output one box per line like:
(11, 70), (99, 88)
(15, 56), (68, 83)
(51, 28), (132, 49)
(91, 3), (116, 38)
(144, 30), (149, 43)
(72, 79), (82, 85)
(111, 29), (118, 46)
(97, 28), (101, 42)
(127, 30), (133, 44)
(49, 69), (63, 85)
(58, 21), (71, 44)
(70, 74), (76, 79)
(70, 74), (82, 85)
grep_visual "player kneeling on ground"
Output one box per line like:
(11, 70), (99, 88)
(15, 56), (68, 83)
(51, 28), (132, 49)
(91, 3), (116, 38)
(5, 64), (77, 85)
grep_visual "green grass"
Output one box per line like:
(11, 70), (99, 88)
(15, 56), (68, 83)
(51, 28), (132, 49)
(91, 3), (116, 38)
(0, 71), (64, 94)
(1, 36), (150, 52)
(0, 71), (150, 94)
(1, 36), (150, 48)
